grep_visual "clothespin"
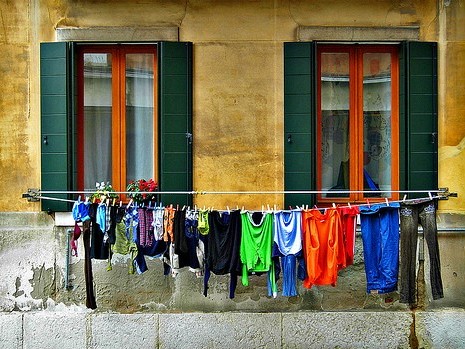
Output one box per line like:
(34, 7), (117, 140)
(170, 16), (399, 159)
(428, 192), (433, 200)
(77, 195), (82, 203)
(332, 203), (336, 208)
(112, 198), (116, 206)
(85, 196), (90, 203)
(385, 198), (389, 206)
(119, 200), (123, 207)
(366, 198), (371, 208)
(267, 204), (271, 211)
(127, 199), (133, 208)
(403, 194), (407, 202)
(348, 202), (351, 208)
(106, 198), (110, 206)
(227, 206), (230, 214)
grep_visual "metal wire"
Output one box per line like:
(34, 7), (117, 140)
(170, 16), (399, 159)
(36, 189), (450, 195)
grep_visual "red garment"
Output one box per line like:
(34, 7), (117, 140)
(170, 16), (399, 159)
(337, 206), (360, 266)
(301, 208), (345, 288)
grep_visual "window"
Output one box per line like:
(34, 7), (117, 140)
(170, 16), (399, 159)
(317, 45), (399, 202)
(284, 41), (438, 207)
(77, 45), (158, 194)
(40, 41), (193, 211)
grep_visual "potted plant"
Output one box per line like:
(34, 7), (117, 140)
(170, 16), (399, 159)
(126, 179), (158, 204)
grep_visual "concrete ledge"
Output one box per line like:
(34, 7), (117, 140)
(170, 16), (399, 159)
(283, 312), (412, 348)
(91, 313), (157, 349)
(23, 312), (88, 349)
(415, 309), (465, 348)
(56, 26), (179, 42)
(297, 26), (420, 42)
(0, 212), (54, 227)
(159, 313), (281, 349)
(0, 313), (22, 349)
(1, 310), (464, 348)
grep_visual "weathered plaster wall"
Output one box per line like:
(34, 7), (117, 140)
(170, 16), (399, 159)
(0, 0), (462, 307)
(4, 0), (461, 212)
(4, 212), (464, 314)
(437, 0), (465, 213)
(3, 1), (465, 347)
(2, 212), (465, 348)
(0, 1), (38, 212)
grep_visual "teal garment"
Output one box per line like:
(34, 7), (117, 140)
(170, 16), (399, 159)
(240, 212), (274, 288)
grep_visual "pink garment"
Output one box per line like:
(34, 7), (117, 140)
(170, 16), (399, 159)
(138, 207), (155, 247)
(71, 222), (81, 257)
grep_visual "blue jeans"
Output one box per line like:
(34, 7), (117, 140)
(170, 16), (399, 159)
(399, 199), (443, 304)
(360, 203), (400, 294)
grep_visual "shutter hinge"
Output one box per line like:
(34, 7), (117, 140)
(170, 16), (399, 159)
(431, 132), (438, 144)
(186, 132), (193, 145)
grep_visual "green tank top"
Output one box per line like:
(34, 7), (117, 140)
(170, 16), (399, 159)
(240, 211), (274, 286)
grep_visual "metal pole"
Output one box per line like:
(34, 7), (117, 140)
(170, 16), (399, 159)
(65, 228), (73, 290)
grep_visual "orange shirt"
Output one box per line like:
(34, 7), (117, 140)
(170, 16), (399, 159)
(301, 208), (345, 288)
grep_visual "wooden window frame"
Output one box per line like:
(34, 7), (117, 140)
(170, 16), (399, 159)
(316, 44), (399, 204)
(76, 44), (158, 197)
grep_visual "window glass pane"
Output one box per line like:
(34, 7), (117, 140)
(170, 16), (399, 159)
(362, 52), (392, 198)
(320, 52), (350, 198)
(125, 53), (154, 183)
(83, 53), (112, 190)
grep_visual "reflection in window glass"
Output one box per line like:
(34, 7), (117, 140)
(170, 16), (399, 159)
(320, 52), (350, 198)
(83, 53), (112, 190)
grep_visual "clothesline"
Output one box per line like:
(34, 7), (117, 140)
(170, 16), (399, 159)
(25, 188), (455, 196)
(23, 188), (457, 207)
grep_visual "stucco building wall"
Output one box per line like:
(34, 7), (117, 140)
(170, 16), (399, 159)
(1, 0), (465, 347)
(2, 0), (464, 212)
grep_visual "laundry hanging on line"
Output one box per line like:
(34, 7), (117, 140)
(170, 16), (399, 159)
(71, 196), (444, 309)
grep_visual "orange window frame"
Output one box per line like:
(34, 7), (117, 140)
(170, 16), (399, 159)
(76, 45), (158, 197)
(316, 44), (399, 204)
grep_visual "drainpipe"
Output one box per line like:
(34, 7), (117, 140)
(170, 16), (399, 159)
(65, 228), (73, 290)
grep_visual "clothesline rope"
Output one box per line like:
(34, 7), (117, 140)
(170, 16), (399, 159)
(27, 188), (454, 195)
(23, 188), (457, 206)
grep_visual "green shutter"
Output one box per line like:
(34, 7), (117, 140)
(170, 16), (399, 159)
(158, 41), (193, 206)
(400, 42), (438, 197)
(284, 42), (316, 208)
(40, 42), (74, 211)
